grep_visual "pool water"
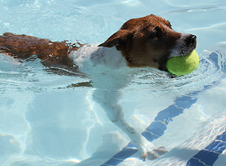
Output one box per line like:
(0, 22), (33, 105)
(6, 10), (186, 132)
(1, 0), (226, 166)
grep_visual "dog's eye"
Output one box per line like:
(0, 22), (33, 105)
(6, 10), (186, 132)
(149, 26), (162, 39)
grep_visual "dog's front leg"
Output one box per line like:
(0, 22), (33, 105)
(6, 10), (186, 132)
(92, 89), (159, 160)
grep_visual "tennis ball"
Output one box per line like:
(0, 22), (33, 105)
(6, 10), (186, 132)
(166, 50), (199, 76)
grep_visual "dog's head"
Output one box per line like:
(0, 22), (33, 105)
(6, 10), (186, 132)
(99, 14), (197, 71)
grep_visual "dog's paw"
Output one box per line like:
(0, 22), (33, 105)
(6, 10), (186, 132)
(146, 151), (160, 160)
(140, 147), (168, 161)
(154, 147), (168, 156)
(139, 149), (159, 161)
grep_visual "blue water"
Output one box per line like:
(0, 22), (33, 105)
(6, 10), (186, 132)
(1, 0), (226, 166)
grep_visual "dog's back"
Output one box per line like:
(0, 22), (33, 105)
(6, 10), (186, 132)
(0, 32), (82, 68)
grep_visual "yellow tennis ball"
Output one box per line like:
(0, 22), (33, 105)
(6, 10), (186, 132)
(166, 50), (199, 76)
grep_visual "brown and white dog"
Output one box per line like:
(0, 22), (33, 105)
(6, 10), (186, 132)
(0, 14), (197, 160)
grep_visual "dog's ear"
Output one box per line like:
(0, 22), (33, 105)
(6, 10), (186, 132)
(99, 30), (133, 51)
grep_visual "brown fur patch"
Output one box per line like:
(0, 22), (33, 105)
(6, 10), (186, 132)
(0, 32), (83, 68)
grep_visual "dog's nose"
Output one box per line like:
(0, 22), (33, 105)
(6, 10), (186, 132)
(190, 35), (197, 44)
(186, 34), (197, 46)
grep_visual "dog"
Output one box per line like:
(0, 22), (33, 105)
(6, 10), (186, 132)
(0, 14), (197, 160)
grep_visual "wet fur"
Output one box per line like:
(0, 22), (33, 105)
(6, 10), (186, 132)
(0, 32), (83, 69)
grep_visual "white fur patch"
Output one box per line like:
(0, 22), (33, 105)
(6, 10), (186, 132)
(69, 44), (128, 75)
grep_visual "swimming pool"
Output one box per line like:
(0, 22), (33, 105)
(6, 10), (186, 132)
(1, 0), (226, 165)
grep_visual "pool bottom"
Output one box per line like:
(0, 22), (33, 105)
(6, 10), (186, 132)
(152, 111), (226, 166)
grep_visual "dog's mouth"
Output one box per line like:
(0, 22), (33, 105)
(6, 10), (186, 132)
(158, 38), (197, 73)
(157, 55), (171, 72)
